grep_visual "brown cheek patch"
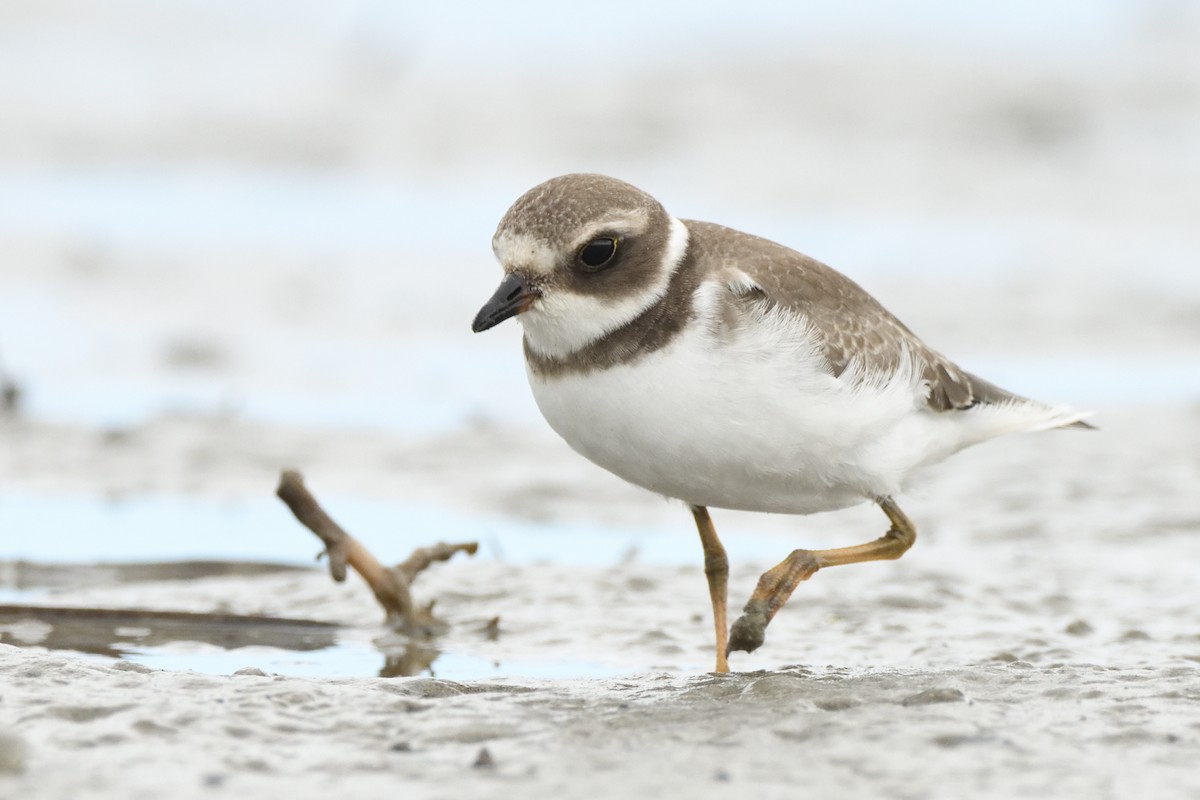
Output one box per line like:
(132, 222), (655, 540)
(526, 240), (702, 379)
(558, 210), (671, 302)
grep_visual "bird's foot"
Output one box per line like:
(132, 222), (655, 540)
(726, 550), (821, 658)
(727, 600), (768, 654)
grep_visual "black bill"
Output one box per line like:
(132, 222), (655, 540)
(472, 273), (539, 333)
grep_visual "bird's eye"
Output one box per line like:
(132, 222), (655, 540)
(579, 237), (618, 270)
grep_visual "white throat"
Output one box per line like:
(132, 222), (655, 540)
(520, 216), (690, 359)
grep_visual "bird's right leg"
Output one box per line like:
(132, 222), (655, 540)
(691, 505), (730, 673)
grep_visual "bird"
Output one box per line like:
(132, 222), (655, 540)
(471, 173), (1091, 673)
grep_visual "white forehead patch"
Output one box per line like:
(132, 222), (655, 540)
(493, 230), (558, 276)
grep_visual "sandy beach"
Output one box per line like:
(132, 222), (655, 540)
(2, 2), (1199, 798)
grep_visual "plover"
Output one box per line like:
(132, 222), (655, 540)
(472, 173), (1091, 673)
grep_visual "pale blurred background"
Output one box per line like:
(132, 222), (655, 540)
(1, 0), (1198, 564)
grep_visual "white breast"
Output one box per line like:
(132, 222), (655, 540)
(525, 284), (933, 514)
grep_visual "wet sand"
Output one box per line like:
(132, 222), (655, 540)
(4, 405), (1200, 799)
(5, 648), (1198, 800)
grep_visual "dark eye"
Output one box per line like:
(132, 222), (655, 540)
(579, 237), (618, 269)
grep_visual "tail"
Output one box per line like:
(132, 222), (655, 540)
(1018, 406), (1096, 433)
(961, 370), (1095, 434)
(904, 365), (1094, 473)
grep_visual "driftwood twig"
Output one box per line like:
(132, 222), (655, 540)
(275, 469), (477, 635)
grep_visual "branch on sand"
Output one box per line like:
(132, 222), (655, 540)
(275, 469), (477, 636)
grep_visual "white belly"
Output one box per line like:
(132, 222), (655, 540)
(527, 324), (926, 515)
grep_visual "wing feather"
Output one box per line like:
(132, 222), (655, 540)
(685, 219), (1024, 412)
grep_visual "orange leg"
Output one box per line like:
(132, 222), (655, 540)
(727, 497), (917, 656)
(690, 505), (730, 673)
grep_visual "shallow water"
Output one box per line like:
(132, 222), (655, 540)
(0, 607), (621, 680)
(0, 492), (802, 568)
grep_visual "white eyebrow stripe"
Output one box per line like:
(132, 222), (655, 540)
(569, 211), (651, 251)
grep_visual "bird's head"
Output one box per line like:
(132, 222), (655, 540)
(472, 173), (689, 359)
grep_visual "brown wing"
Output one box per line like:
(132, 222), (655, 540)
(685, 220), (1023, 412)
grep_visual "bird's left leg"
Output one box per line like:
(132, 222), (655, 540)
(691, 505), (731, 673)
(727, 497), (916, 656)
